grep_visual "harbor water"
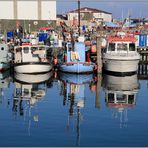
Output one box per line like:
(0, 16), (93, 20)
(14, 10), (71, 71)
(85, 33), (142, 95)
(0, 70), (148, 147)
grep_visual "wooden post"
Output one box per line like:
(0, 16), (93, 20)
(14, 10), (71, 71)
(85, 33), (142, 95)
(96, 36), (102, 73)
(95, 36), (102, 108)
(95, 73), (101, 108)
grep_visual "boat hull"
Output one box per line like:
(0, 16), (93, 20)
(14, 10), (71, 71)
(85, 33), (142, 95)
(59, 62), (95, 74)
(14, 72), (53, 84)
(103, 59), (139, 74)
(59, 72), (93, 84)
(14, 62), (52, 74)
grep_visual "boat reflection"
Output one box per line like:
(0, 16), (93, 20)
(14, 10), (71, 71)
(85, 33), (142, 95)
(0, 70), (11, 104)
(103, 74), (139, 128)
(59, 72), (95, 146)
(13, 71), (53, 135)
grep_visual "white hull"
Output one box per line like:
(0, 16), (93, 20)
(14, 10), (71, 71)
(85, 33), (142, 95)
(103, 59), (139, 73)
(14, 63), (52, 74)
(103, 74), (139, 91)
(15, 72), (53, 84)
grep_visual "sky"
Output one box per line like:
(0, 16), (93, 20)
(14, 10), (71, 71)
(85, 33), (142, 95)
(56, 0), (148, 19)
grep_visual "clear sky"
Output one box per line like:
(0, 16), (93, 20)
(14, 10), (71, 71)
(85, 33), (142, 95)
(56, 0), (148, 19)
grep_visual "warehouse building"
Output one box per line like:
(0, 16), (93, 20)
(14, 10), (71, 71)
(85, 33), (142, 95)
(0, 0), (56, 20)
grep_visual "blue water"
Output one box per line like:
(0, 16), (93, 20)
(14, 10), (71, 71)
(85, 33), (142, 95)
(0, 71), (148, 147)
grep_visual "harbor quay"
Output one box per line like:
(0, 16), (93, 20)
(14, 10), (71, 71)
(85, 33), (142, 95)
(0, 1), (148, 147)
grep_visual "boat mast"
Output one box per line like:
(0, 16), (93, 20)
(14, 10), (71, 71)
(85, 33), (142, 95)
(78, 0), (80, 36)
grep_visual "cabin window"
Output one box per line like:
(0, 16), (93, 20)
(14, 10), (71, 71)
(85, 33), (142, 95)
(128, 95), (134, 104)
(68, 44), (72, 51)
(108, 93), (114, 103)
(1, 47), (4, 50)
(31, 47), (37, 52)
(23, 47), (29, 54)
(16, 47), (22, 52)
(24, 88), (29, 95)
(129, 43), (135, 51)
(108, 43), (115, 51)
(116, 94), (126, 102)
(117, 43), (128, 51)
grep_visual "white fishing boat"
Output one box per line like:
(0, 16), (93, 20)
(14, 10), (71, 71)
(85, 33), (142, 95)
(103, 32), (140, 75)
(13, 44), (53, 74)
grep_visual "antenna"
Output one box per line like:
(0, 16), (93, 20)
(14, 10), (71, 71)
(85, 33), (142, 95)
(78, 0), (81, 36)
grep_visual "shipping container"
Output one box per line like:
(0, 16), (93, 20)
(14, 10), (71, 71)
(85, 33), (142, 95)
(139, 34), (147, 47)
(38, 33), (48, 42)
(7, 32), (13, 39)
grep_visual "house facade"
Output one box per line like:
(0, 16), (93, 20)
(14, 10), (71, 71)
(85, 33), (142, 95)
(67, 7), (112, 23)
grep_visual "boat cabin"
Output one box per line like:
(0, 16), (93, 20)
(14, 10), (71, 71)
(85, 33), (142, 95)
(14, 82), (46, 103)
(64, 42), (86, 63)
(14, 45), (50, 63)
(105, 91), (137, 108)
(105, 33), (137, 53)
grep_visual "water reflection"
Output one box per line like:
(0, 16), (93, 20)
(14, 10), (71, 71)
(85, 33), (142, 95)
(59, 72), (95, 146)
(0, 70), (11, 105)
(13, 71), (53, 135)
(103, 74), (139, 128)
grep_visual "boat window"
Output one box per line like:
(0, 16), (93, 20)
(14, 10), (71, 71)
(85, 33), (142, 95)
(117, 43), (128, 51)
(129, 43), (135, 51)
(16, 47), (22, 52)
(23, 47), (29, 54)
(31, 47), (38, 52)
(68, 44), (72, 51)
(24, 88), (29, 95)
(1, 47), (4, 50)
(108, 93), (114, 103)
(39, 47), (45, 50)
(108, 43), (115, 51)
(128, 95), (135, 104)
(117, 94), (126, 102)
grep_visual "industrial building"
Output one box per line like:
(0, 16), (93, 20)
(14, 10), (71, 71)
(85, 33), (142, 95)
(0, 0), (56, 20)
(67, 7), (112, 23)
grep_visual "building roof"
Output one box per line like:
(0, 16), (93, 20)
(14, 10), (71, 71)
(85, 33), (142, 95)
(67, 7), (112, 15)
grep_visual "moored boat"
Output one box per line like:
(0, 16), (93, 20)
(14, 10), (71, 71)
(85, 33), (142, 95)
(0, 42), (11, 72)
(103, 32), (140, 75)
(13, 44), (53, 74)
(59, 39), (95, 74)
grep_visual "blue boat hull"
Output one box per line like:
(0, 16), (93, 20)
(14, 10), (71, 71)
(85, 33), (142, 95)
(59, 62), (95, 74)
(59, 72), (93, 84)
